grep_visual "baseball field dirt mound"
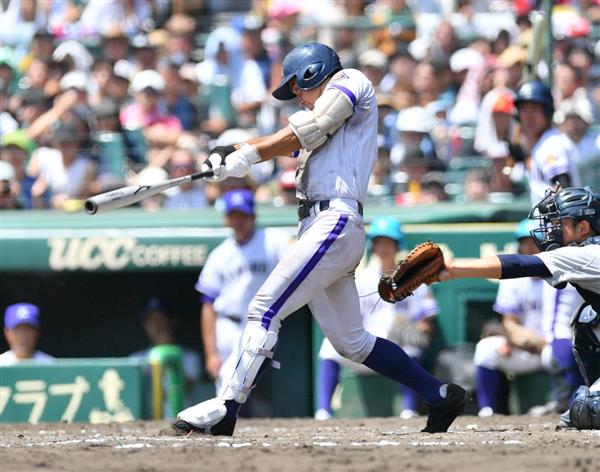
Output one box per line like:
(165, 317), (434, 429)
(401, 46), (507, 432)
(1, 416), (598, 472)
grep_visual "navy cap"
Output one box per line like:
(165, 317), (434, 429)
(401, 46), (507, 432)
(223, 189), (255, 216)
(4, 303), (40, 329)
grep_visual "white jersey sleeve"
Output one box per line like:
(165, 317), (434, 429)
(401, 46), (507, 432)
(493, 278), (524, 317)
(536, 245), (600, 294)
(324, 69), (368, 109)
(195, 245), (225, 301)
(401, 285), (438, 321)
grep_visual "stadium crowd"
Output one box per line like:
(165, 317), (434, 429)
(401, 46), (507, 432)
(0, 0), (599, 211)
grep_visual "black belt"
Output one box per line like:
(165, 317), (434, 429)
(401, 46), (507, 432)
(297, 199), (363, 221)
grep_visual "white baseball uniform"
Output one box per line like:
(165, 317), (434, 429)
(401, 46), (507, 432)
(247, 68), (379, 363)
(474, 277), (583, 375)
(319, 263), (438, 372)
(195, 227), (289, 388)
(527, 128), (581, 204)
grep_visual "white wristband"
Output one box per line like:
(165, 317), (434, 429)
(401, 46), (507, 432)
(239, 143), (261, 165)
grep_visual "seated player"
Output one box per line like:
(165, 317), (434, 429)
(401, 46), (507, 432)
(474, 220), (583, 417)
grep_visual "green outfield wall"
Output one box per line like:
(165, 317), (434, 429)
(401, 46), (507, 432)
(0, 204), (529, 420)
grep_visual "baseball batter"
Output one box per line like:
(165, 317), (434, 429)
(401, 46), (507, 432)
(435, 187), (600, 429)
(514, 80), (580, 204)
(173, 43), (468, 436)
(316, 216), (438, 420)
(195, 189), (288, 394)
(474, 220), (583, 417)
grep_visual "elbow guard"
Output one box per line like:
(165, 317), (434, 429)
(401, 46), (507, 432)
(287, 88), (354, 151)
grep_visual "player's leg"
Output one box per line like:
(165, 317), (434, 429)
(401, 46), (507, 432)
(313, 274), (469, 432)
(474, 336), (511, 416)
(214, 318), (243, 395)
(542, 338), (585, 411)
(175, 212), (363, 435)
(315, 338), (343, 419)
(400, 359), (423, 419)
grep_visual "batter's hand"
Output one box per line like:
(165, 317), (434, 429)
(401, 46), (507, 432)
(205, 353), (222, 380)
(201, 144), (260, 182)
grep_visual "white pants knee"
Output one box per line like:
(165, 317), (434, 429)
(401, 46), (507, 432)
(247, 210), (376, 364)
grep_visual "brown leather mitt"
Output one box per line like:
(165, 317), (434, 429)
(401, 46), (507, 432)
(378, 241), (445, 303)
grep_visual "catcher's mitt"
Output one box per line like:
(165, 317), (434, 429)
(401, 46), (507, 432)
(378, 241), (445, 303)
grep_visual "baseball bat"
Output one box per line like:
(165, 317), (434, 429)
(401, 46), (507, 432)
(84, 170), (214, 214)
(523, 10), (547, 83)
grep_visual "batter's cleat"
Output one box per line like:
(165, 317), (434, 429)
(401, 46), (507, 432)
(421, 384), (469, 433)
(171, 398), (239, 436)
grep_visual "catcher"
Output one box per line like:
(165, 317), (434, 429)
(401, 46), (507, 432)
(381, 187), (600, 429)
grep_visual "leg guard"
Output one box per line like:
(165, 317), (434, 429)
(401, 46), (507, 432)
(219, 322), (279, 403)
(572, 304), (600, 387)
(174, 323), (278, 436)
(569, 385), (600, 430)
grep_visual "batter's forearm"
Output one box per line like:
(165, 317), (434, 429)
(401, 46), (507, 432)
(250, 128), (302, 161)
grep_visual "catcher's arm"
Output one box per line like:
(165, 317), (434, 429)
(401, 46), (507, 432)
(439, 254), (552, 281)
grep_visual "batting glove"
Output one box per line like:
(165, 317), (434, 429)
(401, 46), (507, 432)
(201, 144), (261, 182)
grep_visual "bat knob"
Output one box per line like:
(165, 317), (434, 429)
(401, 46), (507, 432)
(84, 199), (98, 215)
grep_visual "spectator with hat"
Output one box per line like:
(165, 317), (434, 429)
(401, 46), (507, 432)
(555, 92), (600, 168)
(163, 147), (208, 210)
(0, 303), (53, 366)
(120, 69), (183, 146)
(27, 119), (95, 209)
(1, 129), (40, 208)
(194, 188), (288, 394)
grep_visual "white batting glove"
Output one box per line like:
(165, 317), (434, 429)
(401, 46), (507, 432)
(201, 144), (261, 182)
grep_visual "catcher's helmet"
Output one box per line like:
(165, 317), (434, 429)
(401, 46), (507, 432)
(272, 43), (342, 101)
(528, 186), (600, 251)
(368, 216), (404, 247)
(514, 80), (554, 119)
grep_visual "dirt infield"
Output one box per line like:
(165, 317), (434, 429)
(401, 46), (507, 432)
(1, 416), (598, 472)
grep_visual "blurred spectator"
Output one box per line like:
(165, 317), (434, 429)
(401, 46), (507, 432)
(133, 165), (169, 211)
(130, 297), (201, 413)
(391, 106), (438, 169)
(120, 69), (183, 146)
(462, 168), (491, 203)
(0, 0), (46, 59)
(160, 62), (199, 131)
(101, 26), (130, 64)
(420, 171), (449, 203)
(197, 26), (267, 132)
(275, 168), (297, 207)
(555, 94), (600, 166)
(475, 90), (516, 192)
(380, 47), (417, 94)
(78, 0), (151, 38)
(240, 15), (271, 89)
(0, 303), (53, 366)
(358, 49), (388, 92)
(163, 148), (208, 210)
(27, 119), (95, 209)
(0, 160), (19, 209)
(164, 14), (197, 66)
(1, 130), (40, 208)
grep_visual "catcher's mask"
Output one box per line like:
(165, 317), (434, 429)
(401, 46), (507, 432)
(528, 186), (600, 251)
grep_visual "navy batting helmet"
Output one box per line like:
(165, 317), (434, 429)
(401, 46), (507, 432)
(529, 186), (600, 251)
(514, 80), (554, 119)
(272, 43), (342, 101)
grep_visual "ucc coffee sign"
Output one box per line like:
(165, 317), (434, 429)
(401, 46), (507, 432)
(47, 237), (209, 271)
